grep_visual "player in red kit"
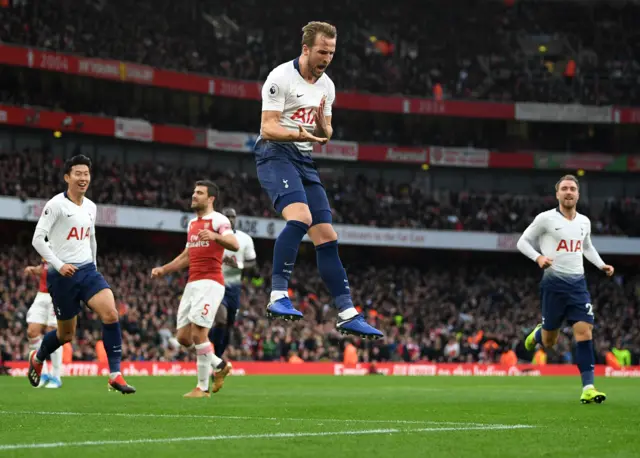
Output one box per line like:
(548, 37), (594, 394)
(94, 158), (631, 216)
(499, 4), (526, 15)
(152, 180), (239, 398)
(24, 258), (63, 388)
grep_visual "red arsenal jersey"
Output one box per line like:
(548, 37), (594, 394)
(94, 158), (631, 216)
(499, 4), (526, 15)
(185, 211), (233, 284)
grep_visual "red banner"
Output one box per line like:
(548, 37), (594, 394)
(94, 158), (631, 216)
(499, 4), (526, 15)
(6, 361), (640, 377)
(0, 44), (522, 120)
(3, 104), (639, 171)
(429, 146), (489, 168)
(358, 145), (428, 163)
(3, 44), (640, 124)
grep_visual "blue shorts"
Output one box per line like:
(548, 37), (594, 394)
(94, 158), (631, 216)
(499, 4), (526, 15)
(47, 262), (111, 321)
(540, 273), (594, 330)
(254, 138), (332, 226)
(222, 284), (242, 327)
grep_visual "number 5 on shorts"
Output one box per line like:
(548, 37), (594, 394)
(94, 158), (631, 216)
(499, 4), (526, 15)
(585, 303), (594, 316)
(202, 304), (210, 316)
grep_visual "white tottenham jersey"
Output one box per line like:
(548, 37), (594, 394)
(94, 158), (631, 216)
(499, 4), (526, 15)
(517, 208), (605, 277)
(32, 192), (97, 272)
(261, 59), (336, 154)
(222, 230), (257, 286)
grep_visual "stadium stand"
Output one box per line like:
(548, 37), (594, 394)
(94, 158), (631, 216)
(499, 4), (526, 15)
(1, 149), (640, 235)
(1, 0), (639, 104)
(1, 243), (638, 365)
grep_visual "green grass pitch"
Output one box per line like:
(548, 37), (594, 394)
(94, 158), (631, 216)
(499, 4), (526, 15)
(0, 376), (638, 457)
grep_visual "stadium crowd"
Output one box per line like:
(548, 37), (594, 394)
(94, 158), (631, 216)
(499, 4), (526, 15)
(1, 150), (640, 236)
(1, 244), (638, 367)
(1, 0), (639, 104)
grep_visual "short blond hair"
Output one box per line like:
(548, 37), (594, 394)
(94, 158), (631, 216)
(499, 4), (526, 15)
(555, 174), (579, 191)
(301, 21), (337, 49)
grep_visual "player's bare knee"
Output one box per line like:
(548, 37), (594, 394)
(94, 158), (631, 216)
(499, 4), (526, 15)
(176, 327), (192, 347)
(282, 203), (312, 226)
(100, 308), (119, 324)
(57, 329), (74, 344)
(190, 325), (209, 345)
(177, 336), (192, 347)
(573, 324), (593, 341)
(27, 324), (43, 339)
(308, 223), (337, 245)
(541, 330), (559, 348)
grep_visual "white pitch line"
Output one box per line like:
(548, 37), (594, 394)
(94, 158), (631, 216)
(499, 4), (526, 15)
(0, 410), (524, 428)
(0, 425), (535, 451)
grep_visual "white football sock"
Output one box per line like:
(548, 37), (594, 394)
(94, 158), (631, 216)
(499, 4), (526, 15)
(338, 307), (358, 321)
(211, 352), (225, 372)
(50, 347), (63, 379)
(29, 337), (42, 353)
(270, 290), (288, 303)
(195, 342), (213, 391)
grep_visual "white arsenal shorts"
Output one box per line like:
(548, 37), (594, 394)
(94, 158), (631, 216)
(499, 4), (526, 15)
(176, 279), (225, 330)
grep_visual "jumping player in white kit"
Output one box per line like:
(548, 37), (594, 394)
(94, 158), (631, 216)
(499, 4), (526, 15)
(24, 258), (63, 388)
(208, 207), (257, 358)
(517, 174), (614, 404)
(152, 180), (238, 398)
(254, 21), (382, 339)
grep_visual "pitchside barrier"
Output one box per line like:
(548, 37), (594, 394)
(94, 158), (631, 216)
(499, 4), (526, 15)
(5, 362), (640, 377)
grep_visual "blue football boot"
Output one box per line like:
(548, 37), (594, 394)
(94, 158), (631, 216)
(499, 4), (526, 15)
(266, 297), (303, 321)
(337, 314), (384, 339)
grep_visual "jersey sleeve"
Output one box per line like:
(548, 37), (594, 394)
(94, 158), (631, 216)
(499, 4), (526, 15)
(32, 199), (65, 271)
(324, 79), (335, 117)
(516, 213), (548, 262)
(89, 203), (98, 266)
(244, 234), (257, 261)
(261, 69), (288, 112)
(583, 219), (606, 269)
(214, 214), (233, 236)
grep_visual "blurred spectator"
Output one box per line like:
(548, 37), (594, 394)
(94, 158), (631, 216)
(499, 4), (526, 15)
(0, 0), (639, 104)
(2, 149), (640, 235)
(1, 244), (638, 365)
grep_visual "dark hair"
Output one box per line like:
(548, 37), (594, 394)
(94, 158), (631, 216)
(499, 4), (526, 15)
(195, 180), (219, 198)
(222, 207), (236, 217)
(64, 155), (92, 175)
(555, 174), (579, 191)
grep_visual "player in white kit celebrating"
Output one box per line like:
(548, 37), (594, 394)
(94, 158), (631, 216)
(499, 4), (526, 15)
(152, 181), (238, 398)
(517, 174), (614, 404)
(254, 21), (382, 339)
(28, 155), (135, 394)
(24, 258), (63, 388)
(208, 208), (257, 358)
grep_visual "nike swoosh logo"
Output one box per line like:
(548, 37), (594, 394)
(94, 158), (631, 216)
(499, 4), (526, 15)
(296, 94), (303, 98)
(555, 227), (562, 230)
(66, 214), (73, 217)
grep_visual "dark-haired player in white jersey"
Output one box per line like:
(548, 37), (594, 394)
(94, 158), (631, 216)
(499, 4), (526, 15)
(517, 174), (614, 404)
(254, 21), (382, 339)
(28, 154), (135, 394)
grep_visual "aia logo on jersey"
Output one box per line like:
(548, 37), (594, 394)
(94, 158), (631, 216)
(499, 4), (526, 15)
(556, 239), (582, 252)
(291, 108), (316, 125)
(67, 226), (91, 240)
